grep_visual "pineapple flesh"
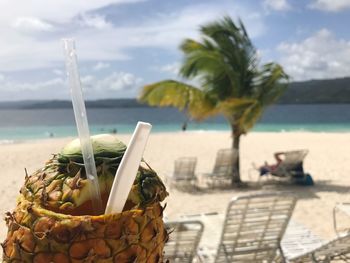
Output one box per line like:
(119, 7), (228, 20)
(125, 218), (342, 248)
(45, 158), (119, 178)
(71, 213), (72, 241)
(2, 134), (168, 263)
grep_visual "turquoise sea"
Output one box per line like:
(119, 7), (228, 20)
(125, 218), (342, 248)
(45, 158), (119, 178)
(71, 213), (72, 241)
(0, 104), (350, 142)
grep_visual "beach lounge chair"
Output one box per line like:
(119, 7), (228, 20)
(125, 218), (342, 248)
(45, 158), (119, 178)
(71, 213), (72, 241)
(281, 205), (350, 262)
(256, 150), (313, 185)
(285, 232), (350, 262)
(281, 220), (326, 261)
(167, 157), (198, 190)
(204, 149), (237, 187)
(270, 150), (309, 178)
(164, 220), (204, 262)
(333, 202), (350, 234)
(213, 192), (297, 262)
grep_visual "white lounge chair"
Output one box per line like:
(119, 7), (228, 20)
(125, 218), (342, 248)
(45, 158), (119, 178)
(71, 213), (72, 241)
(204, 149), (237, 187)
(254, 150), (313, 185)
(212, 192), (297, 262)
(271, 150), (309, 178)
(286, 232), (350, 262)
(167, 157), (198, 190)
(282, 204), (350, 262)
(281, 220), (326, 261)
(333, 202), (350, 234)
(164, 220), (204, 262)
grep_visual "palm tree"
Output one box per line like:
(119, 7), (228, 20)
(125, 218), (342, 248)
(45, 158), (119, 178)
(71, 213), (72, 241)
(139, 16), (289, 185)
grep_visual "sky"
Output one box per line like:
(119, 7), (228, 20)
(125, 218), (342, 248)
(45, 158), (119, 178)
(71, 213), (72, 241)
(0, 0), (349, 101)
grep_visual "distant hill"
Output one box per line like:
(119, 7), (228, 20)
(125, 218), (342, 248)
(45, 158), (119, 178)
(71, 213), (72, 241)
(278, 77), (350, 104)
(1, 77), (350, 109)
(0, 99), (148, 109)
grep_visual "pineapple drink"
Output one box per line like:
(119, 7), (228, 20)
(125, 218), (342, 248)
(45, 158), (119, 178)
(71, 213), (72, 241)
(2, 134), (168, 262)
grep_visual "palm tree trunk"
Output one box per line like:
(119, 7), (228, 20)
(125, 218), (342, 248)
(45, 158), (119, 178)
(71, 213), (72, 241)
(231, 125), (242, 185)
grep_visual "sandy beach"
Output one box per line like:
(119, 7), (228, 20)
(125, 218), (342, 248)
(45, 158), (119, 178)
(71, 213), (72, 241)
(1, 131), (350, 252)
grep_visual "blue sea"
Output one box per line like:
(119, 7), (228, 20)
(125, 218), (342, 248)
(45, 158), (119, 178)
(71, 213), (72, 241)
(0, 104), (350, 142)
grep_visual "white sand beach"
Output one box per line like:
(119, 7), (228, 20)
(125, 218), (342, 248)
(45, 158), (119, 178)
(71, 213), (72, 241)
(1, 131), (350, 252)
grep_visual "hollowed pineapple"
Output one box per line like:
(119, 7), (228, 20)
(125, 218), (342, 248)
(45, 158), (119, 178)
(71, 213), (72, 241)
(2, 134), (168, 262)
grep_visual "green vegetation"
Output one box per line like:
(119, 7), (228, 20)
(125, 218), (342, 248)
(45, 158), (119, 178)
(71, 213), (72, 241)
(279, 77), (350, 104)
(139, 16), (289, 185)
(1, 76), (350, 110)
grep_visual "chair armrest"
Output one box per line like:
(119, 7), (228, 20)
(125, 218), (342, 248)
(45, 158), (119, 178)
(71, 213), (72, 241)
(197, 246), (215, 263)
(163, 173), (172, 183)
(333, 203), (350, 235)
(200, 173), (212, 182)
(247, 167), (260, 181)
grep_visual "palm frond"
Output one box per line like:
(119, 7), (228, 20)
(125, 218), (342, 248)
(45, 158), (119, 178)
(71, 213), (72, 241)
(254, 63), (289, 105)
(139, 80), (218, 120)
(239, 103), (263, 132)
(180, 39), (211, 54)
(238, 63), (289, 132)
(218, 98), (257, 118)
(138, 16), (290, 136)
(180, 41), (240, 96)
(199, 16), (258, 97)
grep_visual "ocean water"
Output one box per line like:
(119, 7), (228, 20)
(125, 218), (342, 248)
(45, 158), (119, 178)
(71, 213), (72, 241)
(0, 104), (350, 142)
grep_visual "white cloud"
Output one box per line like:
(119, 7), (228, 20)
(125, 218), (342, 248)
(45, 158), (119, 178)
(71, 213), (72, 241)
(1, 0), (145, 24)
(133, 3), (265, 46)
(263, 0), (291, 11)
(101, 72), (142, 91)
(93, 62), (110, 71)
(277, 29), (350, 80)
(0, 1), (269, 100)
(0, 75), (69, 101)
(309, 0), (350, 12)
(159, 62), (180, 75)
(0, 1), (266, 72)
(37, 78), (65, 90)
(12, 17), (54, 32)
(0, 77), (65, 92)
(77, 14), (112, 29)
(52, 69), (63, 75)
(81, 75), (95, 84)
(0, 0), (143, 71)
(82, 71), (142, 91)
(0, 71), (142, 100)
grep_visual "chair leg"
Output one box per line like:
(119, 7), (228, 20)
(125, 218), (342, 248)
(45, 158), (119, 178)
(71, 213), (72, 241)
(222, 245), (231, 263)
(311, 253), (318, 263)
(195, 252), (203, 263)
(339, 254), (350, 262)
(278, 244), (286, 263)
(332, 205), (341, 236)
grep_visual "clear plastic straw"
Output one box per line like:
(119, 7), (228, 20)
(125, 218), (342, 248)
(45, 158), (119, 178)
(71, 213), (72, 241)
(105, 122), (152, 214)
(62, 39), (103, 215)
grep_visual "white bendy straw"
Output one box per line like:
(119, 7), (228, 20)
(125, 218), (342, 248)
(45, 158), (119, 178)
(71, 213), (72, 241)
(62, 39), (103, 215)
(105, 122), (152, 214)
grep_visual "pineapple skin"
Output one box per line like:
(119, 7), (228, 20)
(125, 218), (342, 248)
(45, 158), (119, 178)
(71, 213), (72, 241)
(19, 154), (168, 215)
(2, 196), (167, 262)
(1, 135), (169, 262)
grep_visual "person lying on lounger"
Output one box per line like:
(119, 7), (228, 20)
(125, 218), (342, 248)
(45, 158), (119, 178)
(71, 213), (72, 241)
(259, 152), (285, 176)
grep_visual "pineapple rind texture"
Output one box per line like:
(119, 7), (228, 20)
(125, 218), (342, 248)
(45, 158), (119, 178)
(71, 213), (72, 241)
(20, 151), (167, 214)
(2, 197), (167, 262)
(1, 135), (169, 262)
(20, 134), (168, 214)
